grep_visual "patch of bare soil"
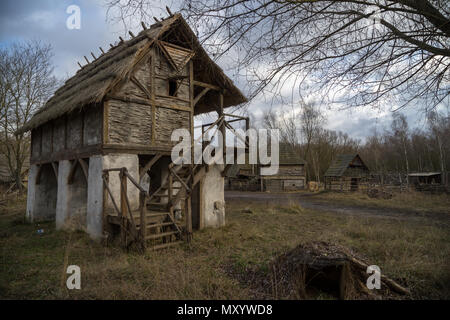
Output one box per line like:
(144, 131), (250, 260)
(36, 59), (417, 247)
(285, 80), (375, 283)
(226, 241), (411, 300)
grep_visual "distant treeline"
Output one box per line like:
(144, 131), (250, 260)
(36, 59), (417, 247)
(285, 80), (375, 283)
(259, 102), (449, 182)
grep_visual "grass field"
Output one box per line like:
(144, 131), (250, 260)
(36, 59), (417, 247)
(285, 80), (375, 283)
(313, 190), (450, 215)
(1, 193), (449, 299)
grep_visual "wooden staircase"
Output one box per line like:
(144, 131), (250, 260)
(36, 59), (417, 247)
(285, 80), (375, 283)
(103, 162), (206, 252)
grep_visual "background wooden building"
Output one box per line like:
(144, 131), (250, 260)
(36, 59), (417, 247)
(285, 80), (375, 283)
(324, 154), (370, 192)
(261, 144), (306, 192)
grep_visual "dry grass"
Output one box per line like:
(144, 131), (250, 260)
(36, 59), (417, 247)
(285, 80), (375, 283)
(1, 195), (449, 299)
(314, 190), (450, 214)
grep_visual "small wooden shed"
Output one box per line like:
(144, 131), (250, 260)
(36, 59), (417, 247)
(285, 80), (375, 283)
(324, 154), (370, 192)
(261, 144), (306, 192)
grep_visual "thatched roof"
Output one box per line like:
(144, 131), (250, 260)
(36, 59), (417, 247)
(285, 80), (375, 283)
(17, 14), (247, 134)
(324, 154), (368, 177)
(279, 144), (305, 165)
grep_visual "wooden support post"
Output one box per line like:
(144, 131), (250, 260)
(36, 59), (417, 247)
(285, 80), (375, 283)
(219, 93), (225, 163)
(102, 173), (108, 241)
(139, 192), (147, 249)
(189, 60), (194, 165)
(119, 168), (128, 246)
(245, 117), (250, 152)
(168, 173), (173, 205)
(201, 124), (205, 155)
(185, 196), (192, 242)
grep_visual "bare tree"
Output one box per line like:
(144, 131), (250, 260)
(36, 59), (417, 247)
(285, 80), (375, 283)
(427, 110), (448, 182)
(107, 0), (450, 111)
(390, 112), (411, 185)
(300, 102), (325, 166)
(0, 41), (58, 191)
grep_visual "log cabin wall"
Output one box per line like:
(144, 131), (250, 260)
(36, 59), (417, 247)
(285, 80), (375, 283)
(277, 165), (305, 176)
(104, 43), (193, 154)
(30, 104), (103, 164)
(263, 165), (307, 192)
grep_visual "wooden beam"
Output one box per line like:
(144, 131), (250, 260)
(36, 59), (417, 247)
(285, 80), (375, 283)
(172, 78), (184, 97)
(139, 153), (163, 180)
(224, 113), (249, 120)
(51, 162), (58, 180)
(67, 160), (78, 184)
(78, 158), (89, 182)
(169, 167), (190, 192)
(193, 80), (221, 91)
(157, 41), (178, 71)
(150, 51), (156, 145)
(35, 165), (43, 185)
(193, 87), (210, 106)
(131, 75), (151, 99)
(155, 94), (189, 103)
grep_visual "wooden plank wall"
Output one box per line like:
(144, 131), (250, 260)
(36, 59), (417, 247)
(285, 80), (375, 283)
(325, 176), (370, 192)
(30, 105), (102, 164)
(277, 165), (305, 176)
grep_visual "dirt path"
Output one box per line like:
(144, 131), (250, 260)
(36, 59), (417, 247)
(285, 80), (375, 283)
(225, 191), (450, 223)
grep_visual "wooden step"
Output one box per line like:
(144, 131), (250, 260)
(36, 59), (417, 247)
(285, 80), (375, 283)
(154, 193), (170, 197)
(108, 211), (171, 226)
(149, 240), (182, 251)
(146, 221), (175, 229)
(145, 231), (179, 240)
(145, 211), (170, 218)
(147, 202), (168, 211)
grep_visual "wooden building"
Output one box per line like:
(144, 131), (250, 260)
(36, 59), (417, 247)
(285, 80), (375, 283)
(408, 172), (448, 193)
(225, 164), (260, 191)
(324, 154), (370, 192)
(17, 13), (247, 250)
(261, 144), (306, 192)
(224, 146), (260, 191)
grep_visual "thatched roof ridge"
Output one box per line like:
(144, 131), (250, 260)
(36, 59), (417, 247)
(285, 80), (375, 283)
(17, 13), (246, 134)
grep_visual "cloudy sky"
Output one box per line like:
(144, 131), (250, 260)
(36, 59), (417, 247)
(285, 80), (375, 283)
(0, 0), (442, 142)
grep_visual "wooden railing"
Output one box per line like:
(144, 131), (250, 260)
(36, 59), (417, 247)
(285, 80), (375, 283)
(102, 167), (147, 251)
